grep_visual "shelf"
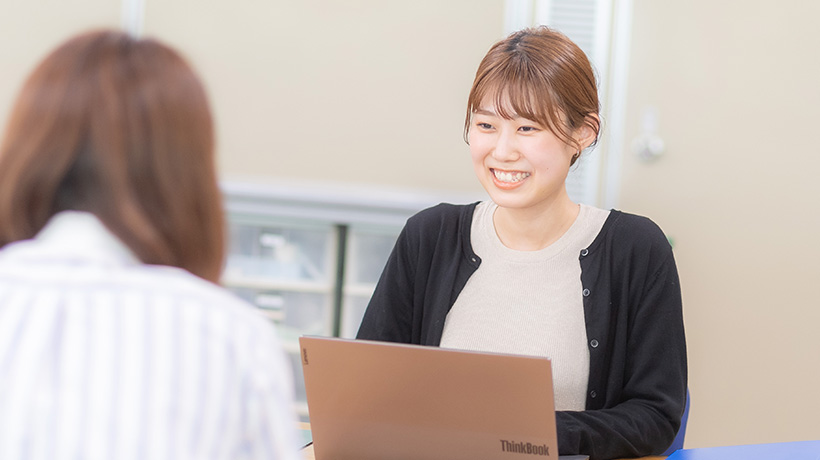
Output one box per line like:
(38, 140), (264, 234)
(281, 339), (301, 355)
(293, 401), (309, 417)
(221, 184), (410, 425)
(223, 275), (332, 293)
(342, 283), (378, 297)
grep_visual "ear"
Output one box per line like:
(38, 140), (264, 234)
(574, 113), (599, 150)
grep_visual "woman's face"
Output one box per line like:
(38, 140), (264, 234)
(468, 96), (579, 212)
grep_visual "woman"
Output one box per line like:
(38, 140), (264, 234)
(357, 27), (687, 460)
(0, 30), (300, 460)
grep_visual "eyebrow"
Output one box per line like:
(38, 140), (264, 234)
(474, 108), (524, 120)
(474, 108), (497, 116)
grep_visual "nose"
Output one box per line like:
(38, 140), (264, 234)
(491, 129), (518, 162)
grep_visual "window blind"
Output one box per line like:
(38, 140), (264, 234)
(505, 0), (613, 206)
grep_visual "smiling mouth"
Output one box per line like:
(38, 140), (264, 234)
(492, 168), (531, 183)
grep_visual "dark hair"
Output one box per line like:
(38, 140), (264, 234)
(464, 26), (600, 164)
(0, 30), (225, 282)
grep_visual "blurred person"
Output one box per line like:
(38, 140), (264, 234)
(0, 30), (300, 460)
(357, 26), (687, 460)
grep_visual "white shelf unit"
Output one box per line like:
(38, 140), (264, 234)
(220, 181), (444, 422)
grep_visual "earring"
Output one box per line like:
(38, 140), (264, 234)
(572, 150), (581, 160)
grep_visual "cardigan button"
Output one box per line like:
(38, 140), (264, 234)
(582, 288), (590, 297)
(590, 390), (598, 399)
(590, 339), (599, 348)
(580, 248), (589, 257)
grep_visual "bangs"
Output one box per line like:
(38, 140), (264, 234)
(465, 55), (573, 144)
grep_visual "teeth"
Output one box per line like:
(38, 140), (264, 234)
(493, 169), (531, 183)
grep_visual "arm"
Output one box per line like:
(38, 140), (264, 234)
(356, 203), (476, 346)
(558, 237), (687, 460)
(356, 224), (417, 343)
(243, 326), (303, 460)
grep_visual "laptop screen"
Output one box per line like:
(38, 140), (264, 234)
(300, 336), (561, 460)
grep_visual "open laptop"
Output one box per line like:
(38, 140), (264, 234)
(299, 336), (587, 460)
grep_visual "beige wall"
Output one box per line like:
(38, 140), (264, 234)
(143, 0), (501, 198)
(621, 0), (820, 448)
(0, 0), (120, 135)
(0, 1), (502, 199)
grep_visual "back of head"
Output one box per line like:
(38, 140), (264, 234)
(0, 30), (224, 282)
(464, 26), (601, 161)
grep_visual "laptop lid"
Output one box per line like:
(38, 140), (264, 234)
(299, 336), (560, 460)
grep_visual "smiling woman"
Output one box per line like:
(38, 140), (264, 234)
(463, 26), (601, 161)
(467, 103), (595, 249)
(356, 26), (687, 460)
(463, 28), (600, 251)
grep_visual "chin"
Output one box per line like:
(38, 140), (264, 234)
(485, 192), (529, 209)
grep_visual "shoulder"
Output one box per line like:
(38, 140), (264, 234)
(401, 202), (478, 240)
(126, 266), (293, 397)
(590, 210), (673, 262)
(602, 211), (670, 246)
(389, 202), (480, 263)
(127, 264), (272, 331)
(406, 202), (478, 227)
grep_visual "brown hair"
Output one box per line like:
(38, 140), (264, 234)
(464, 26), (600, 164)
(0, 30), (224, 282)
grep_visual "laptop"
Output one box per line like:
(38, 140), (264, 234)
(299, 336), (587, 460)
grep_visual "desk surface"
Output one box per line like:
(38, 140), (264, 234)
(666, 440), (820, 459)
(301, 444), (666, 460)
(298, 422), (666, 460)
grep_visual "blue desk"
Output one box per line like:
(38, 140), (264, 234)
(667, 440), (820, 459)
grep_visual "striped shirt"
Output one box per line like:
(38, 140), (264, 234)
(0, 211), (301, 460)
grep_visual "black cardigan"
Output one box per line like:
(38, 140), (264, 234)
(357, 202), (687, 460)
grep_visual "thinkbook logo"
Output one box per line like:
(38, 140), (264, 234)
(500, 440), (550, 456)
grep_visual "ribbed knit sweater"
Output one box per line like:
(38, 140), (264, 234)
(440, 201), (609, 411)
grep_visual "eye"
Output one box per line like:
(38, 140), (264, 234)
(476, 122), (494, 130)
(518, 125), (539, 133)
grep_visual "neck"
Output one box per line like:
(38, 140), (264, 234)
(492, 196), (580, 251)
